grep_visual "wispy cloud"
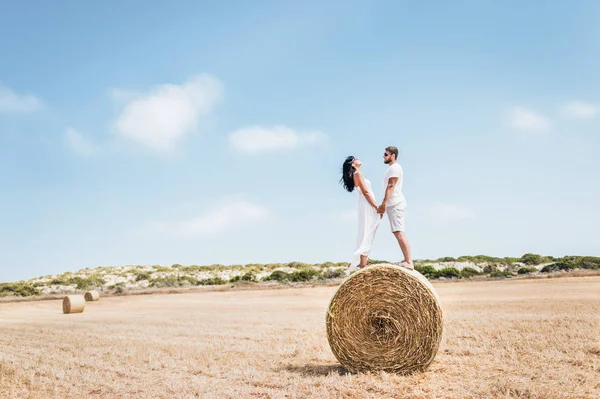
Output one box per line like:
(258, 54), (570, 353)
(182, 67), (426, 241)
(228, 125), (328, 153)
(113, 74), (223, 153)
(508, 107), (550, 132)
(65, 127), (96, 157)
(0, 85), (42, 114)
(429, 202), (475, 226)
(146, 200), (268, 237)
(561, 100), (599, 119)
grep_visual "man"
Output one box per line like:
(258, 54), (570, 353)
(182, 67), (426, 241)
(377, 146), (413, 270)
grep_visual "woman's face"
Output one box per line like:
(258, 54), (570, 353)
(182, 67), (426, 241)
(352, 158), (362, 168)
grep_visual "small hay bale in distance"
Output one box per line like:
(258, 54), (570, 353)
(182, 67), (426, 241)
(84, 290), (100, 302)
(326, 264), (443, 374)
(62, 295), (85, 314)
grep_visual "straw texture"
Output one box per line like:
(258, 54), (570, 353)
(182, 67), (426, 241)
(63, 295), (85, 314)
(326, 264), (443, 374)
(84, 290), (100, 302)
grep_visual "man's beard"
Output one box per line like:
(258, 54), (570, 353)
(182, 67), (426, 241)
(384, 159), (391, 164)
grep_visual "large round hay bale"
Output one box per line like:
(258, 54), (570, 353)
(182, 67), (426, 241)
(84, 290), (100, 302)
(62, 295), (85, 314)
(326, 264), (443, 374)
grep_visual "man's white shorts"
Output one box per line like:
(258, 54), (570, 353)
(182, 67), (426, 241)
(387, 203), (405, 233)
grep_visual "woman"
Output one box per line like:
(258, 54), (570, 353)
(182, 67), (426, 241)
(340, 155), (382, 273)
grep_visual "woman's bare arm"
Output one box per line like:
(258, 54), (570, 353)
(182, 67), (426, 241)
(353, 172), (378, 209)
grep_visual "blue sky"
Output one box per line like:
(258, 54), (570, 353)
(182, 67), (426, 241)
(1, 1), (599, 282)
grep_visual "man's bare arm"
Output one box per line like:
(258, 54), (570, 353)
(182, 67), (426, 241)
(378, 177), (398, 213)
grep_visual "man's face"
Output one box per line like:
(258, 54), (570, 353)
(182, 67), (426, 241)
(383, 151), (392, 164)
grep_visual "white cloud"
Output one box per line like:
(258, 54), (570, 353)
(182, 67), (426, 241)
(561, 100), (599, 119)
(430, 202), (475, 226)
(0, 85), (42, 114)
(508, 107), (550, 132)
(65, 127), (95, 156)
(228, 125), (328, 153)
(114, 74), (222, 152)
(148, 201), (268, 237)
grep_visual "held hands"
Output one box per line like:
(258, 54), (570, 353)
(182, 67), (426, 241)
(376, 203), (386, 218)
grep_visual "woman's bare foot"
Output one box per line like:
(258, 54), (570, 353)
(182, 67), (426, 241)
(398, 261), (414, 270)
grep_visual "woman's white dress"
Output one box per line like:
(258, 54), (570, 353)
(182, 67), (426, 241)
(349, 177), (381, 272)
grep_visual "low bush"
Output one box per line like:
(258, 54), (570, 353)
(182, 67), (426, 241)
(263, 270), (290, 282)
(540, 263), (574, 273)
(518, 267), (537, 275)
(323, 269), (346, 279)
(149, 276), (179, 288)
(0, 283), (40, 297)
(483, 264), (499, 274)
(230, 272), (257, 283)
(460, 267), (480, 278)
(263, 269), (322, 282)
(289, 269), (322, 282)
(198, 277), (227, 286)
(66, 276), (106, 290)
(415, 265), (437, 279)
(435, 267), (461, 279)
(520, 253), (543, 265)
(135, 272), (152, 281)
(490, 270), (514, 278)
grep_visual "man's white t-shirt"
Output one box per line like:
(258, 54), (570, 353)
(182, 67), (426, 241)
(383, 162), (406, 209)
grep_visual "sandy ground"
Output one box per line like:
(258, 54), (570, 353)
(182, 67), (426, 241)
(1, 276), (599, 399)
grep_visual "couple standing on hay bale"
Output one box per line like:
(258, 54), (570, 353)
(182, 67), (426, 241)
(341, 146), (413, 274)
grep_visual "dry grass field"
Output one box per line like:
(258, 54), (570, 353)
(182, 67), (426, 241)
(1, 276), (599, 399)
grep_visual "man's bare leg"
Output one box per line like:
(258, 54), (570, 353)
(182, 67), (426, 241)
(359, 255), (368, 268)
(392, 231), (413, 267)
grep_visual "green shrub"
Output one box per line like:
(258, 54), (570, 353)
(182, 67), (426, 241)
(0, 283), (40, 297)
(415, 265), (437, 279)
(198, 277), (227, 286)
(437, 257), (456, 262)
(323, 269), (346, 279)
(108, 282), (125, 289)
(149, 276), (179, 287)
(552, 256), (600, 270)
(576, 256), (600, 269)
(263, 270), (291, 282)
(435, 267), (461, 279)
(241, 272), (257, 282)
(490, 270), (514, 278)
(135, 272), (152, 281)
(518, 267), (537, 275)
(457, 255), (519, 265)
(540, 262), (574, 273)
(483, 264), (499, 274)
(289, 269), (322, 282)
(263, 269), (322, 282)
(65, 276), (106, 290)
(460, 267), (480, 278)
(520, 253), (543, 265)
(230, 272), (257, 283)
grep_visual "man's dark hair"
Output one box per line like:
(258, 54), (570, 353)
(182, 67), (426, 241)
(385, 146), (398, 160)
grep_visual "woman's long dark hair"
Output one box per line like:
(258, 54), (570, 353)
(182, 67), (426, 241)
(340, 156), (356, 192)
